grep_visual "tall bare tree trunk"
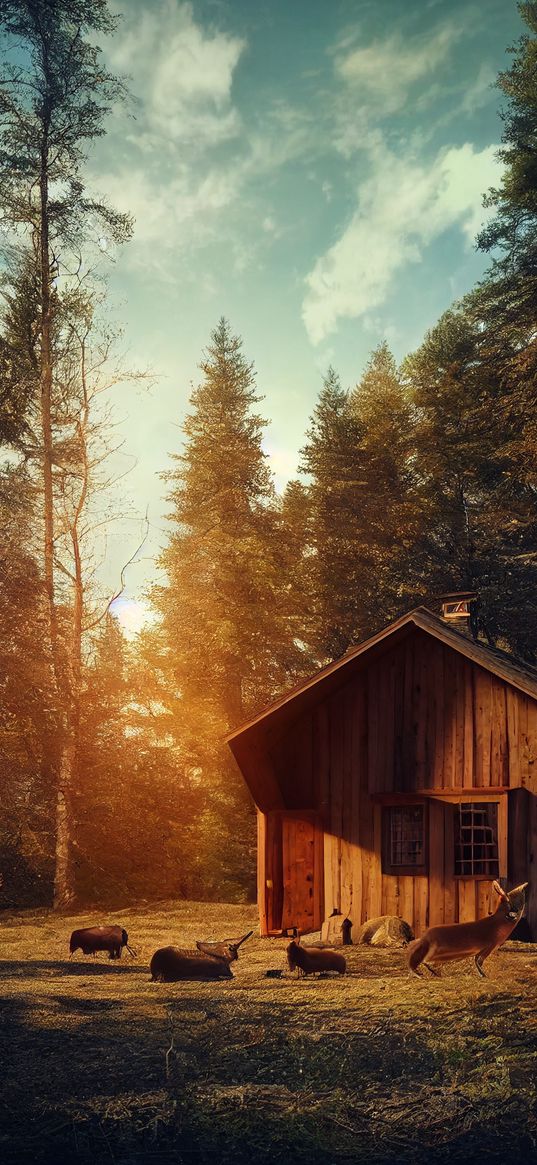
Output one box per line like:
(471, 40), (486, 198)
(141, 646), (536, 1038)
(39, 127), (57, 658)
(39, 119), (73, 910)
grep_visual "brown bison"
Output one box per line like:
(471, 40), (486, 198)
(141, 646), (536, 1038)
(69, 925), (136, 960)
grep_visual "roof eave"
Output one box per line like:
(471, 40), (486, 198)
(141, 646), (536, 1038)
(227, 606), (537, 746)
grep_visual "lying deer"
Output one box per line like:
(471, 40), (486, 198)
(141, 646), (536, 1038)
(407, 881), (529, 979)
(287, 932), (346, 977)
(150, 930), (252, 982)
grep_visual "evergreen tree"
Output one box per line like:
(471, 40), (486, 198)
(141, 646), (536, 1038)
(404, 309), (495, 591)
(278, 478), (316, 673)
(152, 319), (295, 898)
(477, 2), (537, 299)
(0, 468), (53, 906)
(0, 259), (40, 446)
(472, 2), (537, 477)
(349, 342), (422, 621)
(405, 306), (537, 657)
(299, 366), (366, 660)
(300, 353), (419, 662)
(72, 617), (202, 905)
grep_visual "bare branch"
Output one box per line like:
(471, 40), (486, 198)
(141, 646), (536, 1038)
(83, 508), (150, 631)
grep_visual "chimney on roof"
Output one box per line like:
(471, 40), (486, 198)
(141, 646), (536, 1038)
(439, 592), (479, 639)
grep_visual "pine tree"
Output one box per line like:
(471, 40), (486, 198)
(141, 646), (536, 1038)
(300, 354), (420, 661)
(404, 305), (537, 656)
(404, 309), (494, 591)
(477, 2), (537, 294)
(278, 478), (316, 674)
(299, 366), (367, 660)
(451, 1), (537, 655)
(472, 1), (537, 476)
(152, 319), (294, 898)
(349, 342), (422, 621)
(0, 259), (40, 446)
(0, 467), (53, 906)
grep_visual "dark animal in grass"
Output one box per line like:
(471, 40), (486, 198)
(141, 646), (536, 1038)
(341, 918), (353, 945)
(287, 933), (346, 977)
(356, 915), (414, 948)
(150, 930), (252, 983)
(196, 930), (253, 961)
(69, 925), (136, 960)
(150, 945), (237, 982)
(321, 910), (353, 946)
(407, 881), (529, 979)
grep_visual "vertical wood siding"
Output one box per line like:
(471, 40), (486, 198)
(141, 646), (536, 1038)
(261, 628), (537, 936)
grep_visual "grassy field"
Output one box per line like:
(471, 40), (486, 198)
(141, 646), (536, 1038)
(1, 899), (536, 1164)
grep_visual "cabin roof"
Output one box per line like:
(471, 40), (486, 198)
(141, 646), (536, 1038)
(227, 607), (537, 772)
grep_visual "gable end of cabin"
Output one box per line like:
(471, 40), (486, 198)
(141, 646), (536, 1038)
(228, 614), (537, 939)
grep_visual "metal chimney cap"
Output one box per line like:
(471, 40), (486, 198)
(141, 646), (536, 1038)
(441, 594), (477, 622)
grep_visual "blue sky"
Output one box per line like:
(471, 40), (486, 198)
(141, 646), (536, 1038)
(90, 0), (522, 631)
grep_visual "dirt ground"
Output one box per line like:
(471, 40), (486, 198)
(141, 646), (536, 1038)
(1, 899), (536, 1164)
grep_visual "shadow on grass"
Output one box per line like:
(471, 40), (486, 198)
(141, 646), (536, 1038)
(0, 986), (535, 1165)
(0, 959), (143, 979)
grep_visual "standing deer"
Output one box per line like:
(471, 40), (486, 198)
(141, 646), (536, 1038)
(407, 881), (529, 978)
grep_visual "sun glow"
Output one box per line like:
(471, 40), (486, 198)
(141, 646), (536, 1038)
(110, 597), (156, 638)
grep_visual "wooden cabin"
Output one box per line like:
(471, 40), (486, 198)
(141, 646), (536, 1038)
(227, 607), (537, 940)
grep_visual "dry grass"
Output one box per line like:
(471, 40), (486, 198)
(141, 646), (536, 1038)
(1, 900), (536, 1164)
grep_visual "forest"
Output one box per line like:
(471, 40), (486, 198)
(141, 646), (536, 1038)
(1, 0), (537, 914)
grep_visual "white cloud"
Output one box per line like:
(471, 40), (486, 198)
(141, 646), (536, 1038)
(108, 1), (245, 150)
(302, 140), (500, 345)
(459, 63), (496, 116)
(95, 113), (316, 276)
(321, 180), (333, 202)
(335, 22), (461, 116)
(262, 215), (286, 241)
(95, 5), (321, 277)
(93, 160), (247, 260)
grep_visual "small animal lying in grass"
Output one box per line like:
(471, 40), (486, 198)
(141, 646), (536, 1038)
(151, 931), (252, 982)
(69, 925), (136, 960)
(287, 933), (346, 977)
(356, 915), (414, 947)
(407, 881), (529, 979)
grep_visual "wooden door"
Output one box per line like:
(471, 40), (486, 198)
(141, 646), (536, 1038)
(264, 811), (323, 934)
(281, 812), (323, 934)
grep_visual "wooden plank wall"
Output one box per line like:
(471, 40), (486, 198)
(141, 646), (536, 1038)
(528, 794), (537, 940)
(364, 631), (531, 794)
(264, 812), (283, 932)
(264, 628), (537, 937)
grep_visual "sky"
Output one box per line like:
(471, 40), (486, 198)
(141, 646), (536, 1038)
(85, 0), (523, 634)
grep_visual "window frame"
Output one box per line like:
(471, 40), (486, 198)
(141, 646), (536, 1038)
(381, 800), (428, 877)
(452, 799), (500, 880)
